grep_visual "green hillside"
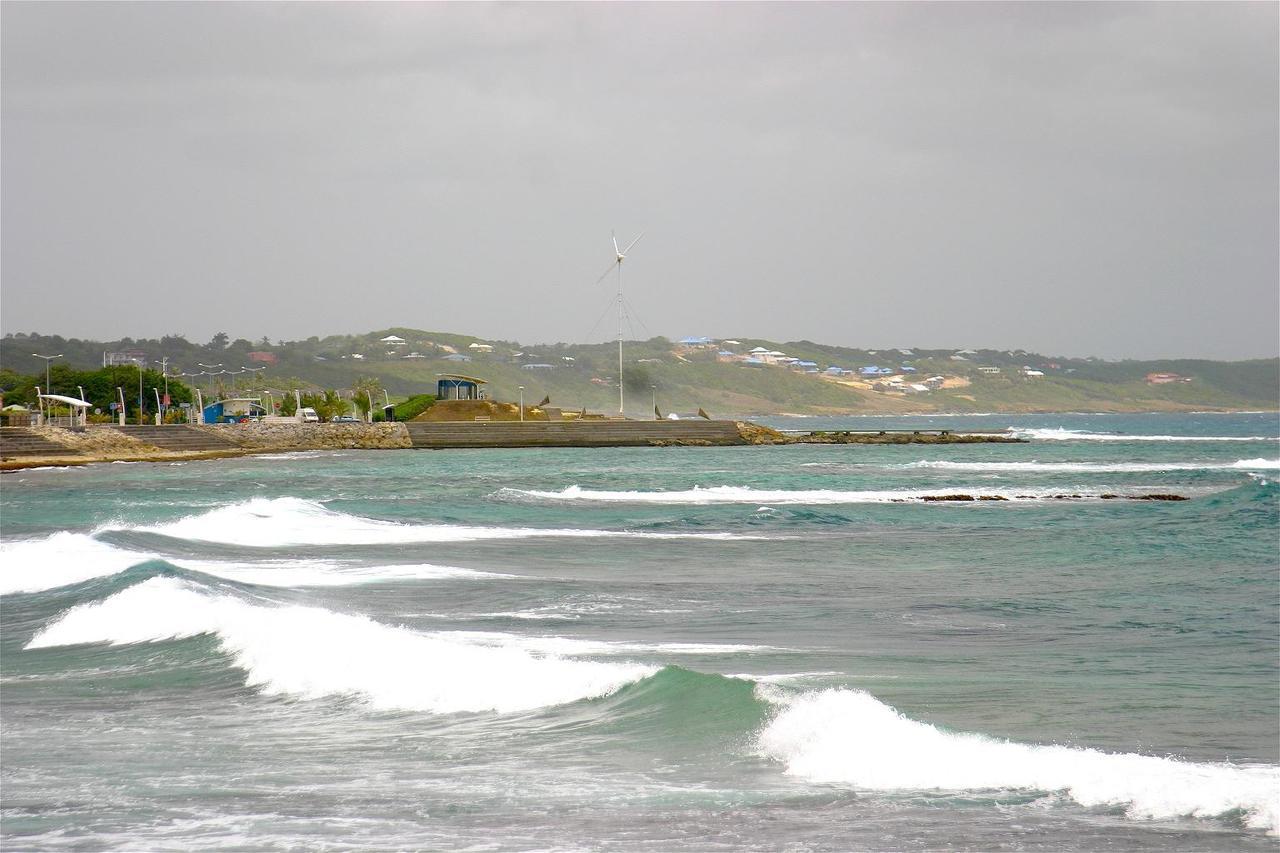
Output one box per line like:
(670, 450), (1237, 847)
(2, 329), (1275, 416)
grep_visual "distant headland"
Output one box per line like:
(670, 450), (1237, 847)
(3, 328), (1276, 419)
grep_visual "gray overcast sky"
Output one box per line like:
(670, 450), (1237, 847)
(2, 2), (1277, 359)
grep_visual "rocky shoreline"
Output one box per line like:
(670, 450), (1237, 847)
(0, 423), (411, 470)
(7, 420), (1018, 470)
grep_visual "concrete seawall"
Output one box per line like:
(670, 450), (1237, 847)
(1, 420), (744, 468)
(405, 420), (744, 449)
(2, 419), (1022, 469)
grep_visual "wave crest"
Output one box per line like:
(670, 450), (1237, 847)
(1012, 428), (1277, 443)
(26, 577), (654, 714)
(758, 688), (1279, 833)
(132, 497), (757, 546)
(496, 485), (1180, 505)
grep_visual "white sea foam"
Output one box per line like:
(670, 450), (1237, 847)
(889, 459), (1280, 473)
(26, 577), (654, 714)
(1233, 458), (1280, 470)
(1012, 427), (1278, 443)
(499, 485), (1136, 505)
(429, 630), (779, 657)
(758, 688), (1279, 833)
(131, 497), (758, 546)
(0, 533), (156, 595)
(177, 559), (512, 586)
(0, 531), (510, 594)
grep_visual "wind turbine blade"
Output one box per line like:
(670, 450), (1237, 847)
(622, 231), (645, 255)
(593, 260), (619, 286)
(612, 231), (620, 256)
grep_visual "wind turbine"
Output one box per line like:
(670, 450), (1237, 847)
(594, 230), (644, 416)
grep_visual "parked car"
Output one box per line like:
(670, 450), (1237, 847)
(331, 415), (360, 423)
(299, 407), (320, 423)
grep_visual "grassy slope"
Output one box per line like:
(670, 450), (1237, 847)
(3, 329), (1276, 415)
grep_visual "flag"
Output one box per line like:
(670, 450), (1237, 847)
(537, 395), (550, 407)
(697, 407), (711, 419)
(654, 405), (663, 420)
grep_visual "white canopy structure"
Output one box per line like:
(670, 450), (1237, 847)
(38, 394), (91, 408)
(36, 393), (90, 427)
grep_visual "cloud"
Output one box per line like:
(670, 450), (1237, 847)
(2, 3), (1276, 358)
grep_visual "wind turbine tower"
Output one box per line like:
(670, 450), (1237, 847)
(594, 231), (644, 416)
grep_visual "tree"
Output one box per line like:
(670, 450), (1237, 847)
(623, 364), (654, 394)
(209, 332), (229, 350)
(351, 376), (383, 419)
(301, 389), (347, 421)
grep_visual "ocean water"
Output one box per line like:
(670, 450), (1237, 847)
(2, 412), (1277, 851)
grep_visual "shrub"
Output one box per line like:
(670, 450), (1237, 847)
(393, 394), (436, 421)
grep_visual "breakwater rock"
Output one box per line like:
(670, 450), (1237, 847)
(734, 423), (1025, 445)
(907, 493), (1189, 502)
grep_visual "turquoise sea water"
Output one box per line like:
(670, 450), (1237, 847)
(2, 412), (1278, 850)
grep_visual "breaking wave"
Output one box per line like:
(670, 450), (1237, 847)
(130, 497), (757, 546)
(26, 577), (654, 714)
(1012, 427), (1278, 443)
(495, 485), (1176, 505)
(0, 533), (155, 595)
(0, 531), (509, 595)
(887, 458), (1280, 473)
(757, 688), (1279, 834)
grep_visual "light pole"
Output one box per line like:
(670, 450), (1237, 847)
(33, 353), (62, 398)
(518, 385), (524, 422)
(135, 359), (144, 425)
(198, 363), (223, 396)
(159, 356), (170, 419)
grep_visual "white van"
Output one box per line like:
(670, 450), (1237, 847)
(299, 407), (320, 423)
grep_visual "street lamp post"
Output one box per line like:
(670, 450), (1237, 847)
(518, 386), (524, 422)
(33, 353), (63, 400)
(135, 359), (144, 425)
(198, 363), (223, 396)
(159, 357), (170, 420)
